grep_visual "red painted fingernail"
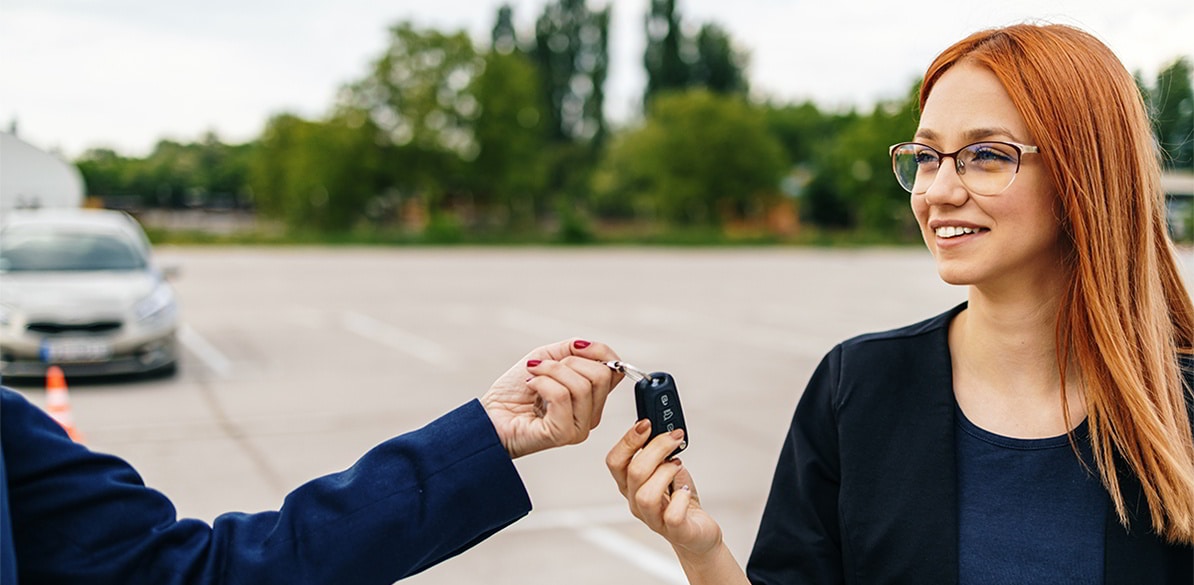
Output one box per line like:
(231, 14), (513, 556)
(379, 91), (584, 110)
(573, 339), (591, 349)
(526, 359), (542, 367)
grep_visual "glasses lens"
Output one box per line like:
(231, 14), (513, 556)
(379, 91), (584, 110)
(958, 142), (1021, 195)
(891, 144), (938, 193)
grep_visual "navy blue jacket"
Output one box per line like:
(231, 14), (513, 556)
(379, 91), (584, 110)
(746, 304), (1194, 584)
(0, 388), (531, 584)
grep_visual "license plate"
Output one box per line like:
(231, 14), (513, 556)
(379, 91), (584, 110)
(40, 339), (113, 363)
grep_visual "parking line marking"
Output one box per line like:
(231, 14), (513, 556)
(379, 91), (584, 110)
(341, 311), (452, 367)
(497, 307), (662, 362)
(178, 324), (233, 377)
(578, 525), (687, 584)
(510, 506), (685, 583)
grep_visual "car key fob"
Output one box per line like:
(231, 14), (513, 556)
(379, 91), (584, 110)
(634, 372), (688, 458)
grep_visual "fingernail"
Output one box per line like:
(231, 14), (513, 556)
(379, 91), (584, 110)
(573, 339), (591, 349)
(634, 419), (651, 433)
(526, 359), (542, 367)
(670, 429), (685, 440)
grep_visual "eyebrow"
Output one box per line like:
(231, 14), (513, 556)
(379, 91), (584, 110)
(914, 127), (1024, 143)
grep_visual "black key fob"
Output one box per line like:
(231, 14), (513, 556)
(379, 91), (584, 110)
(635, 372), (688, 458)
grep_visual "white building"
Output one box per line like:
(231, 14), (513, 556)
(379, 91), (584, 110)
(0, 131), (85, 213)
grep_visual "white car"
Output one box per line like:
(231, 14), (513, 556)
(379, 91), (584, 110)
(0, 209), (178, 378)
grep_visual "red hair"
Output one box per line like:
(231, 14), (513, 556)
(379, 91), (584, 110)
(921, 23), (1194, 544)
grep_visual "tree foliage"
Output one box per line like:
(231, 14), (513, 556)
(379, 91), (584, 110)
(77, 133), (252, 209)
(470, 44), (551, 226)
(593, 89), (785, 226)
(643, 0), (746, 104)
(643, 0), (686, 101)
(1148, 57), (1194, 171)
(250, 114), (383, 231)
(532, 0), (610, 146)
(69, 10), (1189, 241)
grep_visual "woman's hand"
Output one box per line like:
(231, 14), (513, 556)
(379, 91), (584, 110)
(606, 421), (724, 556)
(481, 338), (622, 459)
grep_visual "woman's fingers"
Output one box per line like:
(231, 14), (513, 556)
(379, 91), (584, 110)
(560, 355), (618, 429)
(633, 458), (684, 523)
(664, 482), (694, 529)
(524, 362), (577, 441)
(626, 429), (686, 487)
(607, 419), (651, 494)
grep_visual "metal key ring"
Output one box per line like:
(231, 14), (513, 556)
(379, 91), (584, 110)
(603, 360), (652, 383)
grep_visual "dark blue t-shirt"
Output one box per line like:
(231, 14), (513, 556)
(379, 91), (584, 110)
(956, 407), (1108, 585)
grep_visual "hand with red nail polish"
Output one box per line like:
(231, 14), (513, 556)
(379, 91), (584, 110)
(481, 338), (625, 459)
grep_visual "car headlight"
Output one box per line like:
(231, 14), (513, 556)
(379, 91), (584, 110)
(134, 284), (176, 323)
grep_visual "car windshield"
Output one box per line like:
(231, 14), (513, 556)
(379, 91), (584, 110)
(0, 230), (147, 272)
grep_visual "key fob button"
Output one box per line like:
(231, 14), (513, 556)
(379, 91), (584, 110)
(634, 372), (688, 457)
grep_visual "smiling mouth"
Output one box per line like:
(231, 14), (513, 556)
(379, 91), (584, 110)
(935, 226), (985, 238)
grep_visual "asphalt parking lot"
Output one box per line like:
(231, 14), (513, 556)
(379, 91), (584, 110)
(11, 246), (1193, 583)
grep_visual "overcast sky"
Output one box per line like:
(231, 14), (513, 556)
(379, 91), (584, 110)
(1, 0), (1191, 159)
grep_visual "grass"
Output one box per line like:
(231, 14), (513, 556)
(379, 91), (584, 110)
(143, 223), (923, 248)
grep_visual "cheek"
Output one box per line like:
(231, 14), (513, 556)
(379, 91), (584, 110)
(910, 196), (935, 248)
(910, 195), (929, 226)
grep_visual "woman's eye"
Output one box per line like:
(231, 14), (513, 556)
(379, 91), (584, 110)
(914, 151), (939, 165)
(970, 145), (1015, 163)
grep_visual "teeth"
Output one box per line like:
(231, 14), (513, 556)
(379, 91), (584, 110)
(935, 226), (979, 238)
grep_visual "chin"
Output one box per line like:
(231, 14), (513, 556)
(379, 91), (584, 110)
(932, 259), (981, 287)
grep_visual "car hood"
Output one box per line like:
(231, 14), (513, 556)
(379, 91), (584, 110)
(0, 271), (162, 315)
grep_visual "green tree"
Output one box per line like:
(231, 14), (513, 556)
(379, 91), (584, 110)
(691, 23), (747, 96)
(76, 148), (139, 201)
(764, 100), (837, 166)
(337, 21), (483, 213)
(75, 135), (252, 209)
(813, 91), (919, 234)
(764, 101), (852, 227)
(250, 114), (382, 231)
(491, 5), (519, 55)
(1151, 57), (1194, 170)
(643, 0), (687, 103)
(764, 80), (918, 234)
(532, 0), (610, 146)
(643, 1), (747, 106)
(470, 9), (552, 228)
(593, 89), (786, 226)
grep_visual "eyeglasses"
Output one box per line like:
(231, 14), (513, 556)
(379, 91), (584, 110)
(888, 141), (1040, 196)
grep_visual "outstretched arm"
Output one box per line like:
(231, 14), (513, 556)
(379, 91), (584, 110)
(2, 388), (528, 585)
(1, 337), (624, 585)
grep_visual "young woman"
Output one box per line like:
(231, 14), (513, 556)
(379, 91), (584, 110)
(607, 24), (1194, 584)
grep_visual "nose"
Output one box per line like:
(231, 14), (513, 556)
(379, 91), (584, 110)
(919, 156), (969, 207)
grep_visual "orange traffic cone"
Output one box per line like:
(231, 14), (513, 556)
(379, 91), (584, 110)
(45, 366), (84, 442)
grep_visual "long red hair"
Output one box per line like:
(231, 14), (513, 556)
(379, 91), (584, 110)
(921, 24), (1194, 544)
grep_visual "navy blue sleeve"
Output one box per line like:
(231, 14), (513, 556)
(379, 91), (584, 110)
(746, 346), (845, 585)
(1, 387), (531, 585)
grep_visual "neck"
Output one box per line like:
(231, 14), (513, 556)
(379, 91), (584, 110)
(951, 283), (1086, 437)
(960, 290), (1061, 383)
